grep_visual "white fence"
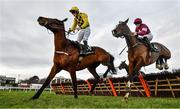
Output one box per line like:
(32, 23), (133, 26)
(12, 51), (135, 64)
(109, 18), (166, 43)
(0, 86), (51, 92)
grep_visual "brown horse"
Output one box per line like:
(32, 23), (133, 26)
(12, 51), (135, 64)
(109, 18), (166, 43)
(31, 16), (116, 99)
(112, 19), (171, 99)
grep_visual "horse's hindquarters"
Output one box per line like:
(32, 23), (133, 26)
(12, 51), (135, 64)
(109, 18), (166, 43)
(153, 42), (171, 59)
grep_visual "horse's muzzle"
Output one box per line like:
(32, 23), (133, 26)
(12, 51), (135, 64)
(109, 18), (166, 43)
(112, 30), (117, 37)
(37, 16), (48, 26)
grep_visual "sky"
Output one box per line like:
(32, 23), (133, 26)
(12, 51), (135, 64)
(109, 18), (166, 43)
(0, 0), (180, 81)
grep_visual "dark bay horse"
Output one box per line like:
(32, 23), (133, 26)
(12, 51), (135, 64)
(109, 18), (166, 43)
(112, 19), (171, 99)
(119, 60), (129, 74)
(119, 60), (145, 77)
(31, 16), (116, 99)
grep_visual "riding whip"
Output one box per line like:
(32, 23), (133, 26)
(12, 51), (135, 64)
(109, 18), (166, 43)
(119, 46), (127, 55)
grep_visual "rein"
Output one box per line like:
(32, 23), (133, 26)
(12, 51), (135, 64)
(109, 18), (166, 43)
(66, 30), (79, 38)
(130, 43), (139, 48)
(45, 25), (70, 56)
(122, 33), (140, 49)
(45, 22), (79, 56)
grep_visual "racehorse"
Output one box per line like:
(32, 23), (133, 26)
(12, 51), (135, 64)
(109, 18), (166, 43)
(112, 19), (171, 100)
(31, 16), (116, 99)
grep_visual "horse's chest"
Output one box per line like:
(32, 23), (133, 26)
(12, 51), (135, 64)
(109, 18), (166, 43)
(54, 55), (76, 67)
(128, 52), (138, 60)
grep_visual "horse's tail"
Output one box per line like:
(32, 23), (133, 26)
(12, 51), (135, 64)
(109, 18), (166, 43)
(109, 54), (117, 74)
(103, 53), (117, 78)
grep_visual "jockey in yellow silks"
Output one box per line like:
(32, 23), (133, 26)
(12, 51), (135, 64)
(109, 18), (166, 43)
(68, 6), (91, 55)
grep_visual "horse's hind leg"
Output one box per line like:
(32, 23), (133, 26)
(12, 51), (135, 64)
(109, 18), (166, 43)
(159, 58), (164, 70)
(163, 58), (169, 70)
(156, 59), (160, 69)
(156, 58), (163, 70)
(87, 65), (100, 95)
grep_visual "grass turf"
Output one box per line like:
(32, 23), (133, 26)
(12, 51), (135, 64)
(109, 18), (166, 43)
(0, 91), (179, 108)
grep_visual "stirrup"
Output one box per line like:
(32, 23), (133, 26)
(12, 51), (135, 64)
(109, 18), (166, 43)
(87, 47), (92, 51)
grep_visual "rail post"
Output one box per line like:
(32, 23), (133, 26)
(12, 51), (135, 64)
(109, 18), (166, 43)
(85, 80), (92, 91)
(61, 84), (65, 94)
(138, 72), (151, 97)
(108, 78), (117, 96)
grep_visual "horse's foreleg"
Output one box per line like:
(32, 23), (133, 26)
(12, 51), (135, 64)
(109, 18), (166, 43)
(124, 60), (142, 100)
(88, 67), (100, 95)
(123, 63), (134, 100)
(70, 71), (78, 98)
(124, 80), (131, 100)
(31, 65), (60, 100)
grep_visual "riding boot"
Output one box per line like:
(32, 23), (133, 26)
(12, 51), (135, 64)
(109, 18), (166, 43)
(82, 40), (89, 54)
(143, 37), (158, 52)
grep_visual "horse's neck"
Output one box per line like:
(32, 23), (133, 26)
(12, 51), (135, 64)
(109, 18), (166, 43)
(124, 34), (138, 48)
(54, 32), (68, 51)
(123, 25), (139, 48)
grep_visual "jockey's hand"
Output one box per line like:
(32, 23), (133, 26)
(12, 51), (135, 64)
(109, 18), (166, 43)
(132, 32), (137, 36)
(76, 27), (81, 31)
(67, 29), (72, 34)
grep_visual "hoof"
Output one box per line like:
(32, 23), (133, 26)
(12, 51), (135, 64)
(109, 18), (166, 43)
(165, 66), (169, 70)
(164, 64), (169, 70)
(156, 64), (163, 70)
(159, 67), (163, 70)
(122, 97), (128, 102)
(103, 78), (107, 82)
(74, 95), (78, 99)
(30, 96), (38, 100)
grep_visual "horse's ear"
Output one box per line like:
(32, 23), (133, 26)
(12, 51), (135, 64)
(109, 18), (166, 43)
(125, 18), (129, 24)
(62, 18), (68, 22)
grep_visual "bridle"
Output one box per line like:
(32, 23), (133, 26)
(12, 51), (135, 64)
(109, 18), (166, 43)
(114, 24), (140, 49)
(43, 19), (70, 56)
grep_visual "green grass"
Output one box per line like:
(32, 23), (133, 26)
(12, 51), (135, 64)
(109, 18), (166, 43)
(0, 91), (179, 108)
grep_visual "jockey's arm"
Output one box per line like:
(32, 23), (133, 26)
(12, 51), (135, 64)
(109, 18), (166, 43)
(80, 13), (89, 29)
(137, 27), (148, 36)
(70, 18), (77, 32)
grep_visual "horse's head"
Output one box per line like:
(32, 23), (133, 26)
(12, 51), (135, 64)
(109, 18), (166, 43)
(37, 16), (68, 32)
(119, 60), (127, 70)
(112, 18), (130, 38)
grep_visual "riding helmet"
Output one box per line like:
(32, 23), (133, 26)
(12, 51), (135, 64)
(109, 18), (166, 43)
(134, 18), (142, 24)
(69, 6), (79, 13)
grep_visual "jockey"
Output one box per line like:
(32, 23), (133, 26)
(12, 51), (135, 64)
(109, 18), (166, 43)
(68, 6), (91, 55)
(133, 18), (158, 52)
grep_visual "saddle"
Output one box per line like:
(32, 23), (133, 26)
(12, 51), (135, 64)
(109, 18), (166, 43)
(137, 38), (159, 53)
(69, 40), (94, 56)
